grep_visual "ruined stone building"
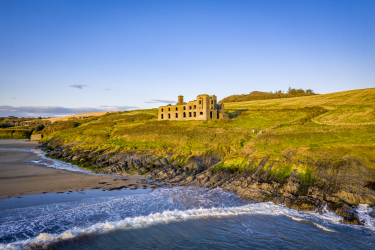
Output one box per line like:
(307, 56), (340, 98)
(158, 95), (229, 121)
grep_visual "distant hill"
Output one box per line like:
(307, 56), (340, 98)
(219, 88), (316, 103)
(43, 111), (117, 123)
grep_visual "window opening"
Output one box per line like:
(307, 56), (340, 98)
(210, 111), (212, 119)
(200, 112), (203, 115)
(176, 107), (178, 111)
(176, 113), (178, 118)
(194, 112), (196, 117)
(168, 114), (170, 119)
(183, 112), (186, 118)
(194, 105), (196, 109)
(161, 114), (164, 119)
(189, 112), (192, 117)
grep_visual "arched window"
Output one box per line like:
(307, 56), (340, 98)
(183, 106), (186, 110)
(194, 112), (196, 117)
(176, 107), (178, 111)
(199, 100), (201, 104)
(189, 106), (192, 110)
(200, 112), (203, 115)
(189, 112), (192, 117)
(211, 100), (213, 105)
(210, 111), (212, 119)
(161, 108), (164, 112)
(194, 105), (196, 109)
(168, 108), (170, 111)
(176, 113), (178, 118)
(183, 112), (186, 118)
(161, 114), (164, 119)
(168, 114), (170, 119)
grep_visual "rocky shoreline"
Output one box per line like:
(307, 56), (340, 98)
(40, 140), (375, 225)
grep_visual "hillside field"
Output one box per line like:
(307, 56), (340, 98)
(39, 88), (375, 174)
(43, 111), (117, 123)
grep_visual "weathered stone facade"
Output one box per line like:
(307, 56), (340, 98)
(158, 95), (229, 121)
(30, 134), (43, 141)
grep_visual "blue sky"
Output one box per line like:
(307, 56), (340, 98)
(1, 0), (374, 117)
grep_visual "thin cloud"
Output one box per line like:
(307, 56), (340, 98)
(145, 99), (176, 104)
(97, 105), (138, 111)
(0, 105), (138, 118)
(104, 88), (111, 91)
(69, 85), (87, 89)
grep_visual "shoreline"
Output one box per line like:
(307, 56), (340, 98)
(40, 139), (375, 226)
(0, 140), (158, 199)
(3, 139), (374, 226)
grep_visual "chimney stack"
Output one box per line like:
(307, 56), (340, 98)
(178, 95), (184, 103)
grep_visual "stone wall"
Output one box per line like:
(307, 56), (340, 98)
(30, 134), (43, 141)
(158, 94), (228, 121)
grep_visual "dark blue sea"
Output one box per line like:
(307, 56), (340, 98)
(1, 186), (375, 250)
(0, 145), (375, 249)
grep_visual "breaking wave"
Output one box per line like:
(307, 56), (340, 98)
(2, 186), (372, 250)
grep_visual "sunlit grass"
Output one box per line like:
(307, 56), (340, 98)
(39, 88), (375, 176)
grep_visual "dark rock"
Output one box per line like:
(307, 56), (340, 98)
(284, 181), (301, 195)
(44, 143), (375, 226)
(335, 207), (362, 225)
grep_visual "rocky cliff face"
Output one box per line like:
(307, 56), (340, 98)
(40, 140), (375, 225)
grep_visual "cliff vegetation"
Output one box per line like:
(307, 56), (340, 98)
(38, 88), (375, 223)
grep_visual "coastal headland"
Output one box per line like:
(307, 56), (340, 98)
(2, 88), (375, 226)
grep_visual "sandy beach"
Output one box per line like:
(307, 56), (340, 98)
(0, 140), (153, 199)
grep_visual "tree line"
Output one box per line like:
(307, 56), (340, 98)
(219, 88), (316, 103)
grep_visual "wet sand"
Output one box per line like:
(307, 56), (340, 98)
(0, 140), (153, 199)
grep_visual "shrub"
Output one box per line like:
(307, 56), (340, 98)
(42, 120), (80, 134)
(0, 129), (31, 139)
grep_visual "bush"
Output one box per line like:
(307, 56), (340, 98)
(0, 129), (31, 139)
(42, 120), (80, 134)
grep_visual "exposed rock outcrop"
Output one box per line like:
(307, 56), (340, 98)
(39, 139), (375, 226)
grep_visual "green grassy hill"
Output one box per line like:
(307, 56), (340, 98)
(40, 88), (375, 174)
(226, 88), (375, 125)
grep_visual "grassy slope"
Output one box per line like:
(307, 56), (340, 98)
(225, 88), (375, 158)
(43, 111), (117, 123)
(226, 88), (375, 125)
(41, 88), (375, 176)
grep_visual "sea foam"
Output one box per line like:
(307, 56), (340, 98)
(1, 198), (351, 250)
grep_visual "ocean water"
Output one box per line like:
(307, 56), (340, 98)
(1, 186), (375, 250)
(1, 145), (375, 249)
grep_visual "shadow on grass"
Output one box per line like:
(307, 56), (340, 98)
(227, 109), (247, 119)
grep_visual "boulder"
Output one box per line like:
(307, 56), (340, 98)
(284, 181), (301, 195)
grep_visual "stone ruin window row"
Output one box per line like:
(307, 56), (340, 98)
(161, 105), (197, 113)
(160, 101), (214, 119)
(160, 111), (202, 119)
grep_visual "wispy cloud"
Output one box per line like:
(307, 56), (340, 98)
(0, 105), (138, 118)
(69, 85), (87, 89)
(145, 99), (176, 104)
(104, 88), (110, 91)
